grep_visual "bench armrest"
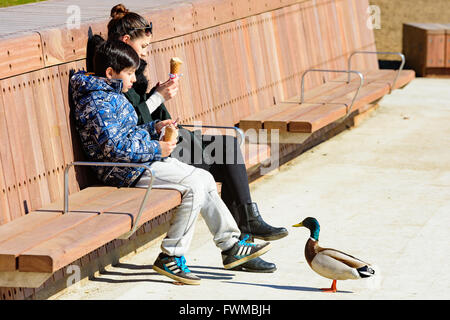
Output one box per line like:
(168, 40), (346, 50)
(348, 51), (405, 91)
(64, 161), (154, 239)
(178, 124), (245, 146)
(300, 69), (364, 116)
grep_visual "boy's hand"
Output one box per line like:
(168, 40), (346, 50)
(155, 119), (178, 134)
(159, 141), (177, 158)
(155, 77), (179, 101)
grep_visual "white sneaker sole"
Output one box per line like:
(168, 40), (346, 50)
(152, 265), (201, 285)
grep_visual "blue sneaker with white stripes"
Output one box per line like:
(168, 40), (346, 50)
(221, 235), (271, 269)
(152, 253), (201, 285)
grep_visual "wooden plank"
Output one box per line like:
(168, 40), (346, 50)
(236, 17), (259, 117)
(1, 76), (35, 217)
(0, 85), (11, 225)
(177, 34), (201, 124)
(18, 214), (130, 273)
(0, 33), (44, 79)
(240, 103), (298, 131)
(0, 212), (61, 246)
(142, 2), (195, 43)
(38, 186), (119, 212)
(233, 18), (256, 119)
(0, 83), (23, 222)
(189, 29), (216, 124)
(447, 33), (450, 68)
(57, 62), (92, 193)
(332, 82), (390, 112)
(0, 212), (96, 272)
(288, 103), (347, 133)
(29, 69), (67, 204)
(0, 164), (10, 225)
(427, 34), (446, 68)
(246, 15), (272, 119)
(219, 22), (247, 125)
(193, 0), (234, 30)
(263, 103), (324, 132)
(239, 79), (348, 131)
(259, 10), (284, 107)
(40, 25), (90, 67)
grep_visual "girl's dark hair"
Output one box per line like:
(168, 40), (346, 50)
(86, 34), (106, 73)
(93, 40), (140, 77)
(108, 4), (149, 41)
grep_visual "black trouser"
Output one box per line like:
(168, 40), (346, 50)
(171, 129), (252, 213)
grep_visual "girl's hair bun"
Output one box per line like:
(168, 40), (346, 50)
(110, 4), (129, 20)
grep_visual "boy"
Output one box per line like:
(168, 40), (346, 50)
(70, 40), (271, 285)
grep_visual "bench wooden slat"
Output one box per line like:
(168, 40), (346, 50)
(18, 188), (181, 273)
(0, 186), (154, 271)
(0, 85), (23, 221)
(0, 212), (61, 246)
(18, 214), (130, 273)
(40, 186), (138, 213)
(332, 82), (390, 111)
(288, 103), (348, 133)
(0, 33), (44, 79)
(263, 103), (324, 132)
(0, 167), (10, 225)
(1, 75), (48, 213)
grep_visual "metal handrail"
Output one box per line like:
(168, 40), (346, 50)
(179, 124), (245, 147)
(300, 69), (364, 116)
(348, 51), (405, 91)
(64, 161), (154, 239)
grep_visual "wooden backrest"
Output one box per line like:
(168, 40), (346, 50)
(0, 0), (378, 224)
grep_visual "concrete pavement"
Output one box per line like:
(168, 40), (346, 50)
(52, 77), (450, 300)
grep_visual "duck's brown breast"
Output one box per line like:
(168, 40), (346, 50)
(304, 238), (319, 267)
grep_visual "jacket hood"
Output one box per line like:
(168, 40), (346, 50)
(70, 71), (123, 96)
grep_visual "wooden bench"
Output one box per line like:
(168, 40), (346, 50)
(239, 51), (415, 143)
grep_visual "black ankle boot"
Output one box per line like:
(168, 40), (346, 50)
(237, 203), (288, 241)
(231, 256), (277, 273)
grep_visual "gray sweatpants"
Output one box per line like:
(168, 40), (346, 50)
(135, 157), (240, 257)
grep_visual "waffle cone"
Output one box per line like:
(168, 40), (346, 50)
(163, 126), (178, 142)
(170, 57), (183, 75)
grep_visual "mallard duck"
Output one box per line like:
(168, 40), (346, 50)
(292, 217), (375, 292)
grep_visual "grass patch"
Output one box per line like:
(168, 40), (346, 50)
(0, 0), (46, 8)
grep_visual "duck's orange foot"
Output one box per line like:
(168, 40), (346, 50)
(320, 280), (337, 293)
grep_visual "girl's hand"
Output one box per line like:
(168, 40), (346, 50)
(155, 77), (179, 101)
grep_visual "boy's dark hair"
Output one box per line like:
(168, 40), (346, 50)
(93, 40), (140, 77)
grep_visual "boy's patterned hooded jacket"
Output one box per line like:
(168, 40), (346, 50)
(70, 71), (161, 187)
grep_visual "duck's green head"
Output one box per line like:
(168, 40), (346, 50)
(292, 217), (320, 241)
